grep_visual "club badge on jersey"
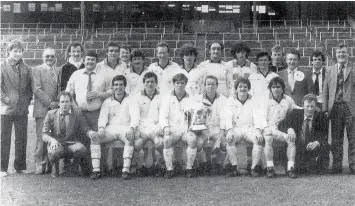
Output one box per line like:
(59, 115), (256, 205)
(185, 100), (212, 132)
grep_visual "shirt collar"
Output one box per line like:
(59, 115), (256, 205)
(7, 58), (22, 66)
(258, 68), (271, 78)
(287, 67), (298, 73)
(171, 90), (189, 101)
(60, 108), (72, 115)
(312, 67), (323, 74)
(203, 92), (220, 104)
(83, 67), (97, 75)
(113, 92), (129, 103)
(209, 59), (222, 64)
(68, 58), (83, 68)
(131, 66), (147, 75)
(156, 60), (171, 70)
(141, 89), (159, 100)
(270, 93), (285, 104)
(234, 59), (251, 68)
(304, 115), (313, 121)
(104, 57), (120, 69)
(338, 61), (348, 69)
(235, 93), (251, 105)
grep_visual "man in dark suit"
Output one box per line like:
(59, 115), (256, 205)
(279, 94), (330, 175)
(322, 43), (355, 174)
(1, 40), (33, 177)
(42, 91), (96, 177)
(278, 49), (312, 106)
(309, 51), (327, 109)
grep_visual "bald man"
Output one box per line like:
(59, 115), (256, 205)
(32, 47), (61, 174)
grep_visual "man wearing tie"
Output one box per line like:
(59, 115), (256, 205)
(32, 47), (61, 174)
(323, 43), (355, 174)
(42, 91), (96, 177)
(278, 94), (329, 175)
(310, 51), (326, 109)
(278, 49), (312, 106)
(66, 50), (112, 133)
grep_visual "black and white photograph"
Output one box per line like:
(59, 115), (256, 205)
(1, 1), (355, 205)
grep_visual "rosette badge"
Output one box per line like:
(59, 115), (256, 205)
(294, 71), (304, 81)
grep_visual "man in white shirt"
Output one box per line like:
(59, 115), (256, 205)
(96, 42), (128, 76)
(124, 49), (148, 95)
(66, 51), (113, 133)
(159, 73), (192, 178)
(119, 44), (132, 69)
(197, 42), (233, 97)
(262, 77), (298, 178)
(133, 72), (163, 176)
(249, 52), (279, 104)
(90, 75), (139, 180)
(310, 51), (326, 109)
(226, 41), (257, 80)
(148, 42), (184, 95)
(185, 75), (227, 177)
(222, 77), (264, 177)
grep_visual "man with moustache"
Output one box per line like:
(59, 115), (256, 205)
(323, 43), (355, 174)
(1, 40), (33, 177)
(147, 42), (183, 95)
(96, 42), (128, 76)
(60, 42), (85, 92)
(32, 47), (61, 174)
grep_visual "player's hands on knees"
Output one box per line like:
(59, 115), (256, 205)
(306, 141), (320, 151)
(48, 139), (61, 152)
(163, 126), (170, 136)
(226, 129), (234, 143)
(287, 128), (296, 142)
(126, 127), (135, 141)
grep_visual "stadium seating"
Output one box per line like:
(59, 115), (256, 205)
(1, 20), (353, 68)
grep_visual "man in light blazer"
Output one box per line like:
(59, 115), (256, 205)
(32, 47), (62, 174)
(42, 91), (96, 177)
(278, 49), (312, 107)
(323, 43), (355, 174)
(1, 40), (33, 177)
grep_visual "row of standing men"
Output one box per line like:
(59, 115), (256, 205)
(1, 39), (354, 179)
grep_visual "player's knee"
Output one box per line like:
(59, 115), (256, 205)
(163, 135), (173, 148)
(263, 127), (272, 136)
(264, 135), (273, 145)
